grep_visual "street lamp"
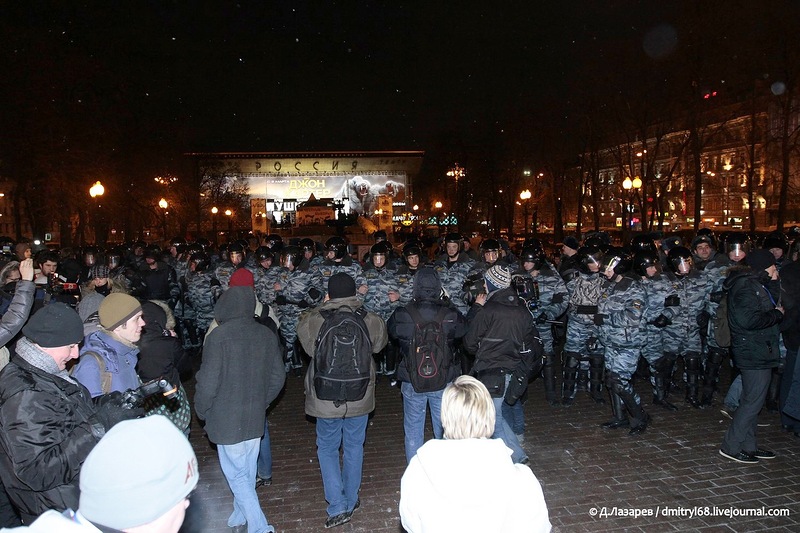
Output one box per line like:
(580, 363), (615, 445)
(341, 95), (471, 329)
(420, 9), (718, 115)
(88, 181), (105, 245)
(622, 176), (642, 237)
(211, 206), (219, 244)
(520, 189), (532, 236)
(224, 209), (233, 235)
(446, 163), (465, 226)
(158, 198), (169, 240)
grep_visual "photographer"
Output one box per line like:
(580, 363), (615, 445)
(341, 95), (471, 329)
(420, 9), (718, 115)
(0, 304), (139, 523)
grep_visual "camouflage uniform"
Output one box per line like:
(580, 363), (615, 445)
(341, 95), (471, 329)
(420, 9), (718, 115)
(310, 257), (366, 299)
(363, 262), (400, 374)
(698, 253), (732, 406)
(432, 253), (474, 316)
(275, 265), (320, 371)
(518, 263), (569, 405)
(597, 274), (648, 431)
(660, 269), (712, 407)
(253, 264), (283, 308)
(184, 269), (222, 349)
(395, 265), (418, 306)
(562, 270), (606, 404)
(640, 272), (678, 408)
(213, 261), (240, 291)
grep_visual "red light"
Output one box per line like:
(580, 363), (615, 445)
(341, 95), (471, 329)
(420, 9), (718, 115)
(712, 91), (717, 96)
(704, 93), (710, 99)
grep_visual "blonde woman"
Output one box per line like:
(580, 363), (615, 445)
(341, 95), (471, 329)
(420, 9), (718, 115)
(399, 375), (551, 533)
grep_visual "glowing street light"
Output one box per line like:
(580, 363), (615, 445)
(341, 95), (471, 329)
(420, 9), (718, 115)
(89, 181), (105, 198)
(211, 206), (219, 214)
(434, 201), (443, 209)
(158, 198), (168, 209)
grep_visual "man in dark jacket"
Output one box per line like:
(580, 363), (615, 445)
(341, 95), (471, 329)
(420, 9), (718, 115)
(0, 303), (137, 523)
(195, 284), (285, 533)
(297, 273), (387, 529)
(719, 250), (783, 464)
(464, 265), (541, 465)
(388, 267), (467, 463)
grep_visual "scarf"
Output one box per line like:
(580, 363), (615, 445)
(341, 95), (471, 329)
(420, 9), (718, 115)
(15, 336), (77, 385)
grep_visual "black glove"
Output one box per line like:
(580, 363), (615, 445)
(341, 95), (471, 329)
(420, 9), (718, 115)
(650, 314), (671, 328)
(535, 313), (548, 325)
(664, 295), (681, 307)
(92, 391), (143, 431)
(297, 300), (310, 309)
(274, 294), (288, 305)
(308, 287), (322, 301)
(697, 310), (711, 330)
(593, 314), (606, 326)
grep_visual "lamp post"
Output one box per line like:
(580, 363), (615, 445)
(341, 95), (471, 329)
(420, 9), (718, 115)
(434, 201), (443, 228)
(622, 176), (642, 240)
(158, 198), (168, 241)
(211, 206), (219, 244)
(446, 163), (465, 227)
(519, 189), (532, 236)
(224, 209), (233, 236)
(89, 181), (105, 245)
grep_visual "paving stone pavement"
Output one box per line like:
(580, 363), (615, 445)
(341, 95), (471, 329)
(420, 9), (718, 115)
(181, 365), (800, 532)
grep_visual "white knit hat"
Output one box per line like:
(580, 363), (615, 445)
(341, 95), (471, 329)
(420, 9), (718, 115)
(79, 415), (198, 529)
(484, 264), (512, 292)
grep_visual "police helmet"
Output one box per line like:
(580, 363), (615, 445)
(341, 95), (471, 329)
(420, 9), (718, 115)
(325, 236), (348, 260)
(724, 232), (751, 255)
(667, 246), (694, 276)
(630, 234), (657, 252)
(254, 246), (274, 263)
(281, 245), (303, 269)
(403, 243), (422, 261)
(370, 241), (390, 257)
(82, 246), (100, 266)
(600, 246), (632, 276)
(0, 237), (15, 255)
(444, 232), (463, 244)
(633, 250), (660, 277)
(190, 251), (211, 273)
(299, 238), (316, 254)
(520, 245), (546, 270)
(480, 238), (501, 253)
(373, 230), (387, 242)
(144, 244), (161, 260)
(577, 245), (604, 273)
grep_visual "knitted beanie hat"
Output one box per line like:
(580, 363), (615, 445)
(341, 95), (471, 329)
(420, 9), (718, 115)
(229, 268), (255, 287)
(22, 303), (84, 348)
(484, 264), (512, 293)
(328, 273), (356, 299)
(98, 293), (142, 330)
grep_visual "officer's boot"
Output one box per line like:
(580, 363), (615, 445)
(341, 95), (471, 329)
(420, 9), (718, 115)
(608, 372), (649, 435)
(684, 353), (702, 408)
(700, 348), (725, 408)
(589, 355), (606, 404)
(576, 368), (589, 392)
(543, 354), (559, 407)
(653, 370), (678, 411)
(561, 352), (580, 407)
(601, 390), (630, 429)
(766, 368), (782, 413)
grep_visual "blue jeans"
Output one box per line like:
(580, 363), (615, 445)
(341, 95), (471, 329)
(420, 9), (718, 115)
(501, 400), (525, 436)
(401, 382), (444, 463)
(217, 438), (274, 533)
(316, 415), (368, 517)
(257, 417), (272, 479)
(492, 375), (527, 463)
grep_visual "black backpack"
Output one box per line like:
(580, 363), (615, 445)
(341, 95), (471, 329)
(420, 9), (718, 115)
(405, 304), (451, 393)
(313, 306), (373, 406)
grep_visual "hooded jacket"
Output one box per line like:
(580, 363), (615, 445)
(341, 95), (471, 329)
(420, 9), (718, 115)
(388, 267), (466, 388)
(72, 330), (140, 398)
(194, 286), (285, 444)
(297, 295), (387, 419)
(723, 265), (783, 370)
(399, 438), (551, 533)
(464, 287), (541, 375)
(136, 301), (183, 385)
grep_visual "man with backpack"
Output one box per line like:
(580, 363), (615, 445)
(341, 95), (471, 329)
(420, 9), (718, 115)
(388, 267), (467, 463)
(297, 273), (387, 529)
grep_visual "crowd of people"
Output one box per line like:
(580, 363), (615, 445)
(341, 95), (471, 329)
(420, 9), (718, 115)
(0, 224), (796, 531)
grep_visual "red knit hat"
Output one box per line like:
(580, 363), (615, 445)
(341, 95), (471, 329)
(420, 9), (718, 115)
(229, 268), (254, 287)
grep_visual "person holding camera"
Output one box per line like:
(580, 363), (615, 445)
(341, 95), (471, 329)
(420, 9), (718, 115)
(0, 304), (140, 524)
(463, 265), (541, 465)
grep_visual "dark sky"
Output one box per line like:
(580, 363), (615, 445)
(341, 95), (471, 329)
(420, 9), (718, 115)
(5, 0), (787, 182)
(1, 2), (673, 153)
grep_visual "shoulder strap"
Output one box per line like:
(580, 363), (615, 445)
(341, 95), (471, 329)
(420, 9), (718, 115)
(73, 350), (112, 395)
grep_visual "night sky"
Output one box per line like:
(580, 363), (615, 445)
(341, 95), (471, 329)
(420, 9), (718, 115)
(1, 1), (794, 177)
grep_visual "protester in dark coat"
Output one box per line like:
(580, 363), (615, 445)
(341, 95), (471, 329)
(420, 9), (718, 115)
(194, 285), (285, 532)
(719, 250), (784, 463)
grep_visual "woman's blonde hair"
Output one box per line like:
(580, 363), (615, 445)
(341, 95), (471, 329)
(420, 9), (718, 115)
(441, 375), (495, 440)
